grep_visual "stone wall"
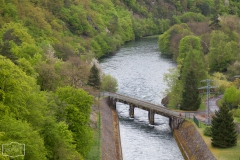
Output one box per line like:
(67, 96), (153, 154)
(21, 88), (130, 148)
(174, 121), (216, 160)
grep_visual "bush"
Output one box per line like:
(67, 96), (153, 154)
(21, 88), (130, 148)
(204, 126), (212, 137)
(232, 108), (240, 118)
(101, 74), (118, 92)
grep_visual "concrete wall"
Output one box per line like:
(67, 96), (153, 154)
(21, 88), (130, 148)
(101, 96), (216, 160)
(173, 121), (216, 160)
(101, 97), (122, 160)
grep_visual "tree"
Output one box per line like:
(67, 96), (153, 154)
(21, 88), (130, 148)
(101, 74), (118, 92)
(211, 103), (237, 148)
(87, 64), (101, 89)
(163, 68), (182, 108)
(208, 31), (237, 72)
(36, 61), (60, 91)
(41, 118), (83, 160)
(180, 70), (201, 111)
(0, 55), (37, 120)
(178, 36), (207, 83)
(158, 23), (192, 58)
(223, 86), (240, 108)
(0, 115), (47, 160)
(59, 56), (89, 88)
(166, 35), (207, 108)
(55, 86), (93, 157)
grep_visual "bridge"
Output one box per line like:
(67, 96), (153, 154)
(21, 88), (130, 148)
(101, 92), (186, 130)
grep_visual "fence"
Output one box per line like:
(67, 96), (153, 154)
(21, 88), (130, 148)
(193, 115), (200, 128)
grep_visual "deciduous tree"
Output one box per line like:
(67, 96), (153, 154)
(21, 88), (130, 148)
(208, 31), (237, 72)
(55, 86), (93, 157)
(101, 74), (118, 92)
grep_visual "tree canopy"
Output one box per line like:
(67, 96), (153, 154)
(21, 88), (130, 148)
(211, 103), (237, 148)
(180, 70), (201, 111)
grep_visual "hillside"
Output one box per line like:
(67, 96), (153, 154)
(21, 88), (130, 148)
(1, 0), (240, 159)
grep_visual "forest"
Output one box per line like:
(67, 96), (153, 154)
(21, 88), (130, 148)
(1, 0), (240, 159)
(158, 1), (240, 115)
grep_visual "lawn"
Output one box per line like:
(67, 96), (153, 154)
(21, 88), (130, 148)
(194, 122), (240, 160)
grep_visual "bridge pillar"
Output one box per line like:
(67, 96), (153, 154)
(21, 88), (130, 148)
(169, 117), (172, 128)
(169, 117), (185, 130)
(148, 110), (155, 125)
(129, 104), (135, 118)
(108, 97), (116, 109)
(112, 99), (116, 109)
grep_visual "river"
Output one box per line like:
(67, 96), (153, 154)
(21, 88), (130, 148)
(100, 36), (184, 160)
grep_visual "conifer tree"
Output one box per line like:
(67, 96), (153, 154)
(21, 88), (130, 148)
(211, 103), (237, 148)
(87, 64), (101, 89)
(180, 70), (201, 111)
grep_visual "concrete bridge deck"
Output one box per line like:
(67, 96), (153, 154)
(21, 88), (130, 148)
(101, 92), (185, 129)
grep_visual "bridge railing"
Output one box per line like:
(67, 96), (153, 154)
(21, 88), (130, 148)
(101, 92), (190, 119)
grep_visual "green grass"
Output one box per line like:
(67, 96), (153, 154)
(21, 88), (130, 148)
(192, 121), (240, 160)
(198, 102), (206, 111)
(234, 117), (240, 123)
(86, 113), (101, 160)
(217, 98), (223, 107)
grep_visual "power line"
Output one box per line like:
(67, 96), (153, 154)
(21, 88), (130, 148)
(198, 79), (216, 125)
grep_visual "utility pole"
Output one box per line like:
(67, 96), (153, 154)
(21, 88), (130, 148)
(198, 79), (216, 125)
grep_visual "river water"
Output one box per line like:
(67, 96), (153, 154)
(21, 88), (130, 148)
(100, 37), (184, 160)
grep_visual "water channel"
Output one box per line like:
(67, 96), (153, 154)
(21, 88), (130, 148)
(100, 36), (184, 160)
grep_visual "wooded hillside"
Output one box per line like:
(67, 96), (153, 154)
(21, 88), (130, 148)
(1, 0), (240, 159)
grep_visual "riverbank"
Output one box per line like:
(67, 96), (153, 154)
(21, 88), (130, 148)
(100, 97), (122, 160)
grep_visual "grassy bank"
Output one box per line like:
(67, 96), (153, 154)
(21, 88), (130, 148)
(87, 113), (101, 160)
(193, 121), (240, 160)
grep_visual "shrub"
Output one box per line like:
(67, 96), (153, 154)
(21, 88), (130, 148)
(204, 126), (212, 137)
(101, 74), (118, 92)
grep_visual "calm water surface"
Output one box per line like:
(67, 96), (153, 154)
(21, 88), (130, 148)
(100, 37), (184, 160)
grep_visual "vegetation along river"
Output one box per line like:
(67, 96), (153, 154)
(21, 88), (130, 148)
(100, 37), (184, 160)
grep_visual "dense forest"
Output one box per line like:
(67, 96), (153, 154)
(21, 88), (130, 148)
(158, 0), (240, 115)
(1, 0), (240, 159)
(0, 0), (170, 159)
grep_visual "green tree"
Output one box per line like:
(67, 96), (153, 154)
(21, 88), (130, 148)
(42, 118), (83, 160)
(163, 68), (182, 108)
(178, 35), (207, 85)
(101, 74), (118, 92)
(223, 86), (240, 108)
(166, 35), (207, 108)
(0, 22), (42, 64)
(0, 116), (47, 160)
(180, 70), (201, 111)
(179, 12), (206, 23)
(0, 55), (37, 120)
(87, 64), (101, 89)
(36, 61), (60, 91)
(158, 23), (192, 59)
(55, 86), (93, 157)
(208, 31), (237, 72)
(211, 103), (237, 148)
